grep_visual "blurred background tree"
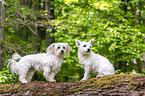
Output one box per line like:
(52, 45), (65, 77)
(0, 0), (5, 70)
(0, 0), (145, 83)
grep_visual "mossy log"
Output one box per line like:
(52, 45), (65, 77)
(0, 74), (145, 96)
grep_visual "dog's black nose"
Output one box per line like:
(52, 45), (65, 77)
(87, 49), (90, 52)
(61, 50), (64, 53)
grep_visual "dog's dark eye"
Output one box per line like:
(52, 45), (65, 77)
(90, 46), (92, 48)
(63, 47), (65, 49)
(83, 45), (86, 47)
(58, 47), (60, 49)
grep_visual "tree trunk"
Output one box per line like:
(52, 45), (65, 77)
(18, 0), (31, 42)
(31, 25), (41, 52)
(19, 0), (41, 52)
(0, 0), (5, 70)
(137, 1), (145, 72)
(116, 0), (129, 72)
(45, 0), (55, 47)
(19, 0), (32, 8)
(21, 26), (29, 41)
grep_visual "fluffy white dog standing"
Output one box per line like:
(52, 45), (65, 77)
(75, 38), (115, 81)
(8, 43), (71, 83)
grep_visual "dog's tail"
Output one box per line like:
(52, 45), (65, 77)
(7, 52), (22, 74)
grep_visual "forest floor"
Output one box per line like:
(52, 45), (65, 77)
(0, 74), (145, 96)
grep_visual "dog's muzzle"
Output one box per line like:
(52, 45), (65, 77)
(87, 49), (91, 52)
(61, 50), (64, 53)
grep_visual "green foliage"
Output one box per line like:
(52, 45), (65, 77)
(1, 0), (145, 83)
(115, 69), (145, 76)
(50, 0), (145, 80)
(0, 70), (18, 84)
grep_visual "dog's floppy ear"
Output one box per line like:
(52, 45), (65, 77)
(47, 43), (55, 54)
(89, 38), (94, 45)
(75, 39), (81, 47)
(66, 43), (71, 53)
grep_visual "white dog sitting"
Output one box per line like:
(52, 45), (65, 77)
(7, 43), (71, 83)
(75, 38), (115, 81)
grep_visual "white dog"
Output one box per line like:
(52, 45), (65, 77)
(7, 43), (71, 83)
(75, 38), (115, 81)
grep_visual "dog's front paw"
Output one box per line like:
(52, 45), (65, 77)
(96, 75), (104, 78)
(80, 78), (87, 81)
(49, 79), (56, 82)
(21, 79), (28, 83)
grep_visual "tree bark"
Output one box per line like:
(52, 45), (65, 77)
(32, 25), (41, 52)
(137, 1), (145, 72)
(19, 0), (32, 8)
(0, 0), (5, 70)
(116, 0), (129, 72)
(19, 0), (41, 52)
(45, 0), (55, 47)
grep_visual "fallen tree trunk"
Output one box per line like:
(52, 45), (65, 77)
(0, 74), (145, 95)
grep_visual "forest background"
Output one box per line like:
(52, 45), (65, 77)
(0, 0), (145, 83)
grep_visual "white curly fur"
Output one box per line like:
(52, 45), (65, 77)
(8, 43), (71, 83)
(75, 38), (115, 81)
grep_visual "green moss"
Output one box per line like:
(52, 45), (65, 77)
(101, 85), (115, 90)
(0, 84), (12, 93)
(129, 81), (139, 90)
(0, 83), (31, 94)
(67, 74), (138, 95)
